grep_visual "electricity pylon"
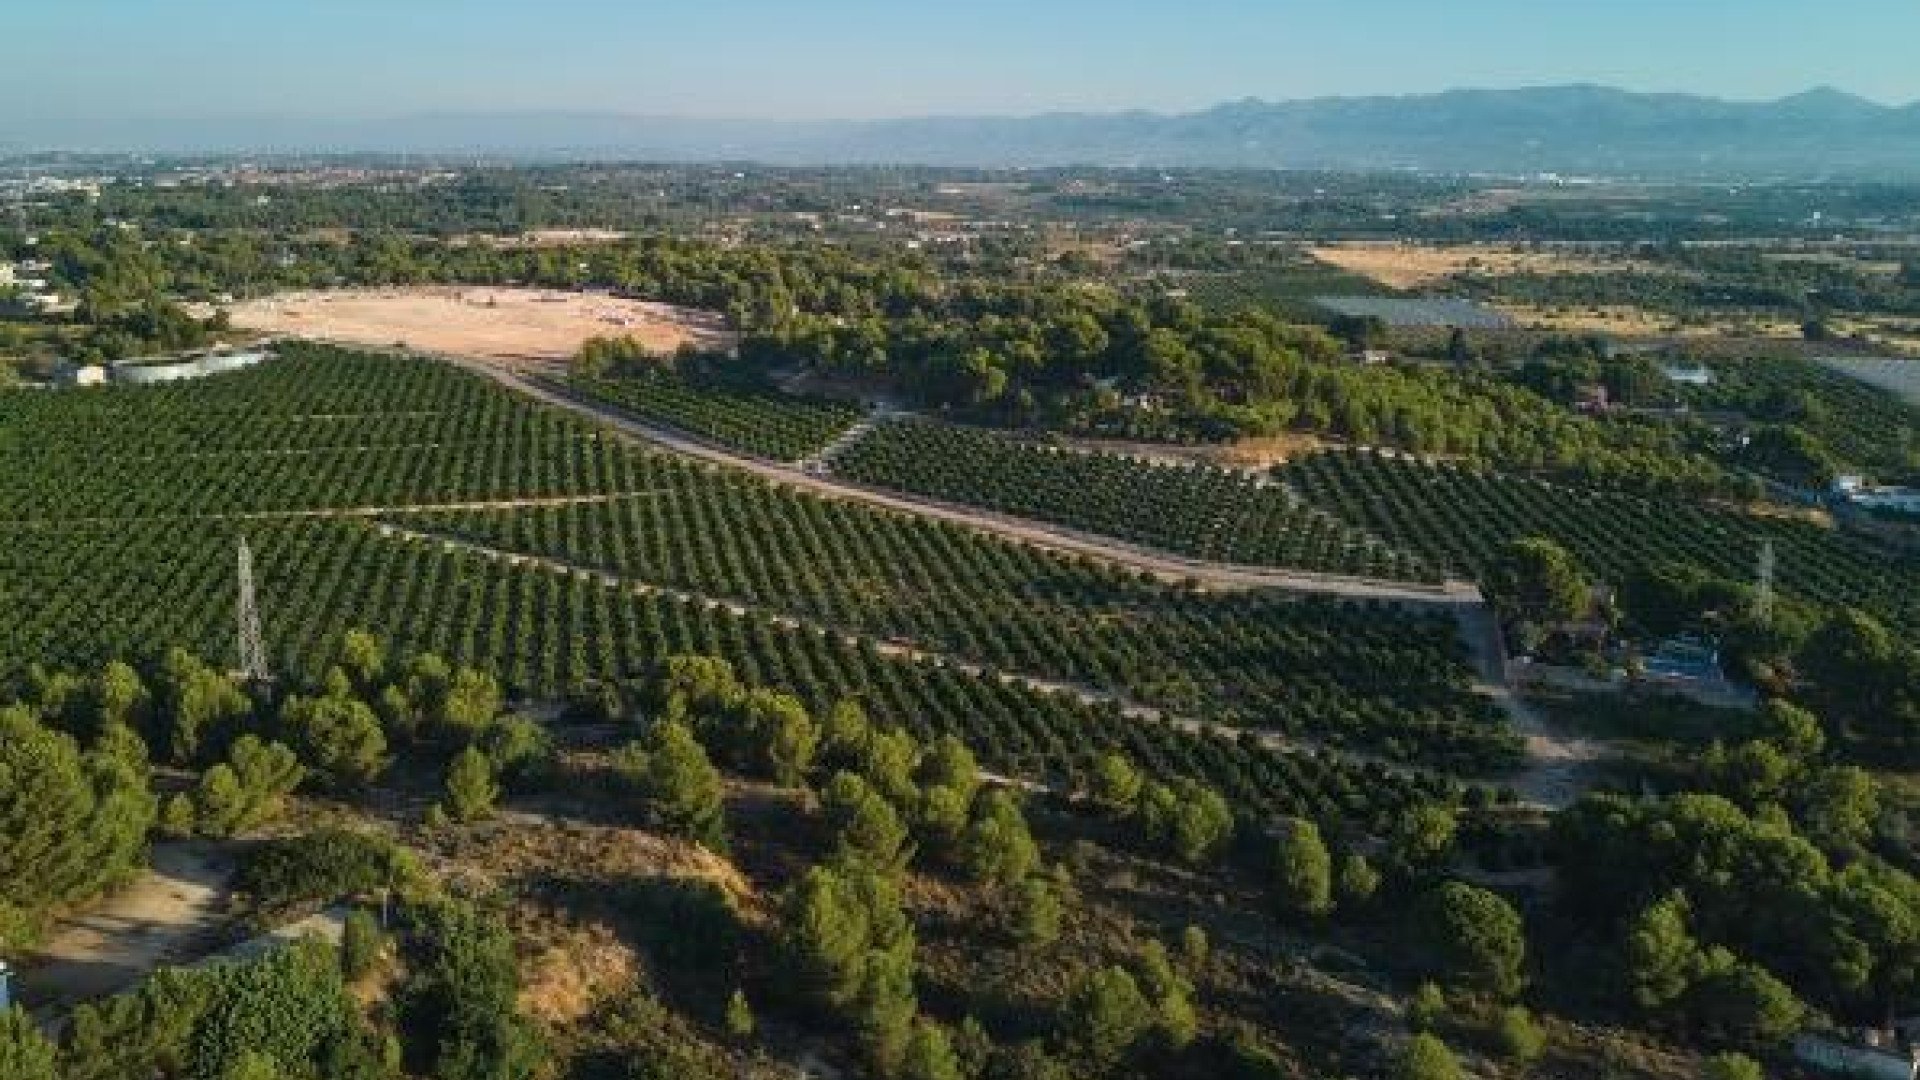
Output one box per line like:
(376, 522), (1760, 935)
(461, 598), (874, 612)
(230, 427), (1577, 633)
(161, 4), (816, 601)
(236, 538), (272, 685)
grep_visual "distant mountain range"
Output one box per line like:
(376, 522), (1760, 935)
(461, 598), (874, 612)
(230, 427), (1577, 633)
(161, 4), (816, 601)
(8, 85), (1920, 178)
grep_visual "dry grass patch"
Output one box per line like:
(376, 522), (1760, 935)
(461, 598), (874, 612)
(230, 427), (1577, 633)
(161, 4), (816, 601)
(1499, 302), (1805, 339)
(519, 919), (641, 1026)
(1309, 242), (1653, 291)
(431, 815), (760, 912)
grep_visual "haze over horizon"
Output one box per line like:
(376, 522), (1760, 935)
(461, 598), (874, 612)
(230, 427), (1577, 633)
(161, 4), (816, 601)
(6, 0), (1918, 123)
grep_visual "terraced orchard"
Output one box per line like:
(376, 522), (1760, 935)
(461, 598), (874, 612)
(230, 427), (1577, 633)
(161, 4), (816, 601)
(0, 344), (633, 518)
(569, 372), (864, 461)
(830, 419), (1433, 580)
(0, 343), (1498, 833)
(1281, 449), (1920, 634)
(0, 517), (1467, 830)
(410, 487), (1517, 772)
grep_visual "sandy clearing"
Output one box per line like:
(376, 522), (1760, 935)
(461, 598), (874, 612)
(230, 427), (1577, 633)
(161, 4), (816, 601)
(227, 287), (734, 369)
(18, 842), (235, 1011)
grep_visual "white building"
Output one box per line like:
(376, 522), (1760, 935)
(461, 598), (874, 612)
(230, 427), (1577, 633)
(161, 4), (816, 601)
(1660, 363), (1714, 386)
(59, 363), (109, 387)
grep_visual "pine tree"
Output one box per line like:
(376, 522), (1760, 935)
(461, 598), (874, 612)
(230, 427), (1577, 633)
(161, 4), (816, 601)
(1396, 1034), (1463, 1080)
(341, 908), (385, 981)
(825, 772), (913, 870)
(1064, 966), (1153, 1066)
(962, 790), (1040, 890)
(1336, 852), (1382, 907)
(0, 1006), (59, 1080)
(724, 989), (756, 1040)
(282, 692), (389, 790)
(899, 1020), (965, 1080)
(1090, 752), (1144, 816)
(443, 746), (499, 823)
(1271, 817), (1333, 918)
(621, 721), (728, 850)
(1012, 876), (1063, 946)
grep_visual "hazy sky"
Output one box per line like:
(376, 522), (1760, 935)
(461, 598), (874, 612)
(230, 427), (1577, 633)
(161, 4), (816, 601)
(7, 0), (1917, 121)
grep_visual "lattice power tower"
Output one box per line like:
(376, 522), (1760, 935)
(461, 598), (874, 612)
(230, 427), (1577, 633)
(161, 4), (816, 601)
(1752, 538), (1776, 626)
(236, 538), (272, 684)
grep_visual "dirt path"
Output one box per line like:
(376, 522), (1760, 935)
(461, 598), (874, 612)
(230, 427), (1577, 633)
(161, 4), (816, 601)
(1453, 605), (1603, 808)
(0, 490), (665, 529)
(441, 354), (1481, 606)
(17, 842), (236, 1014)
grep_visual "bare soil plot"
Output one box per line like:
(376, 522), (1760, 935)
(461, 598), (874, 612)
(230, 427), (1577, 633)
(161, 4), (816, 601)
(228, 287), (733, 370)
(1052, 431), (1329, 469)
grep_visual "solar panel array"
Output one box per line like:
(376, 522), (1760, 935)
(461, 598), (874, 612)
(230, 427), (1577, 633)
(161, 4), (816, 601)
(1818, 355), (1920, 407)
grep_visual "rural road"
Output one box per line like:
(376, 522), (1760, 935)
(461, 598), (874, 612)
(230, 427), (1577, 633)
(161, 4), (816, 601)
(437, 353), (1483, 606)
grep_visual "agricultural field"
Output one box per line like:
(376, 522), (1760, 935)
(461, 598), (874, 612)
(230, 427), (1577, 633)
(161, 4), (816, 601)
(0, 343), (1485, 815)
(569, 372), (865, 462)
(830, 419), (1435, 582)
(412, 492), (1515, 771)
(1279, 449), (1920, 635)
(0, 515), (1461, 828)
(1314, 296), (1515, 330)
(0, 347), (638, 518)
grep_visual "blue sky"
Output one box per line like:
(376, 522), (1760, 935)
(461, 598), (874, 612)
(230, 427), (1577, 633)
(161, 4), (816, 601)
(6, 0), (1917, 120)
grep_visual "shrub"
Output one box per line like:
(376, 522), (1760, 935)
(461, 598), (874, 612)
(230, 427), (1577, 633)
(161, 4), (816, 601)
(236, 829), (417, 914)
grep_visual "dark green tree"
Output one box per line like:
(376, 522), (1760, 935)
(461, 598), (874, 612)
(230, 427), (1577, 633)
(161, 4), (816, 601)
(1417, 882), (1528, 999)
(442, 746), (499, 823)
(1271, 817), (1333, 918)
(617, 720), (728, 851)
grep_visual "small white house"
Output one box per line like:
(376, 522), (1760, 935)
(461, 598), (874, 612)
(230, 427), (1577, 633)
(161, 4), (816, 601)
(1660, 363), (1714, 386)
(57, 363), (108, 387)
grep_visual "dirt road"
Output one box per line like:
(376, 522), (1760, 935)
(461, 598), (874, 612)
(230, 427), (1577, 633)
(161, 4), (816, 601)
(440, 354), (1482, 606)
